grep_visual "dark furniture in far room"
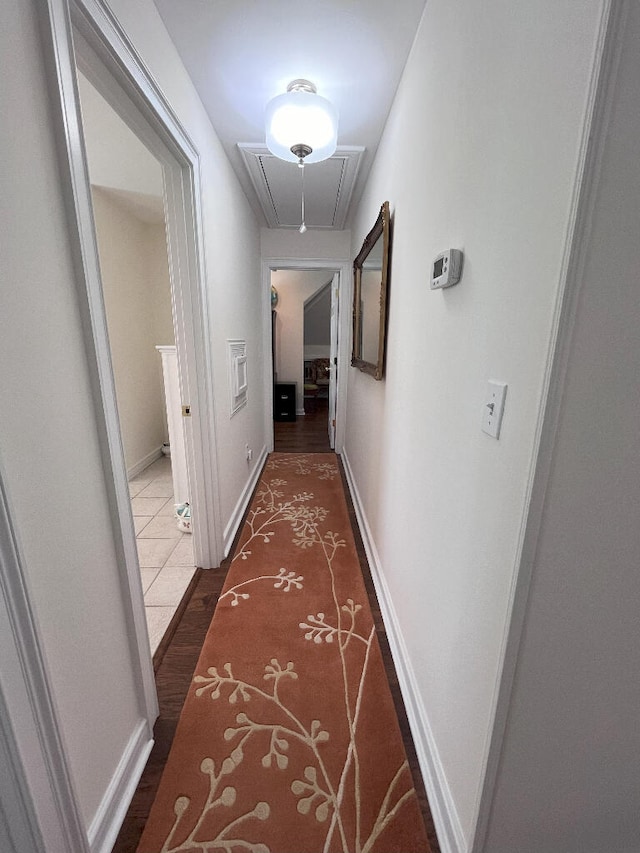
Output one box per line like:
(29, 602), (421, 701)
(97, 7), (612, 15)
(274, 382), (296, 422)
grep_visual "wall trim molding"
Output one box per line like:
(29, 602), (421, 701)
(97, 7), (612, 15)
(0, 684), (45, 853)
(223, 445), (268, 557)
(0, 464), (89, 851)
(127, 446), (163, 481)
(341, 450), (466, 853)
(87, 719), (153, 853)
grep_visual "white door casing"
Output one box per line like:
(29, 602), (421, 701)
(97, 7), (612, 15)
(72, 11), (222, 571)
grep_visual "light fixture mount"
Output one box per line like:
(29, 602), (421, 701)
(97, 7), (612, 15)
(290, 143), (312, 164)
(287, 79), (316, 95)
(265, 78), (338, 165)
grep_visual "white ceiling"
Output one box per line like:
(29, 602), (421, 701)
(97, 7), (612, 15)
(152, 0), (427, 230)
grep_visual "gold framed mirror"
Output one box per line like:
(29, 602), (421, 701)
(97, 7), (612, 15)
(351, 201), (391, 380)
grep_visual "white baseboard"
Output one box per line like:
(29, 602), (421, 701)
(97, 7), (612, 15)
(87, 719), (153, 853)
(296, 407), (306, 416)
(341, 450), (467, 853)
(223, 445), (268, 557)
(127, 446), (163, 480)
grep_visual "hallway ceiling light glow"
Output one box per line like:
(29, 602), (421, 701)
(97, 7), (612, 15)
(265, 79), (338, 165)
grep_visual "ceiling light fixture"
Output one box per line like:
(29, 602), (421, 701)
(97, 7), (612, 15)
(265, 79), (338, 166)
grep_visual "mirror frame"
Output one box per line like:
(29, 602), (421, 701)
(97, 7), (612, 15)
(351, 201), (391, 380)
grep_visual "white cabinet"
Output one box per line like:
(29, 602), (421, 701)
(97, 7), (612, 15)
(156, 346), (189, 506)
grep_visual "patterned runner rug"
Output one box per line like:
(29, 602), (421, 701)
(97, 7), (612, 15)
(138, 453), (430, 853)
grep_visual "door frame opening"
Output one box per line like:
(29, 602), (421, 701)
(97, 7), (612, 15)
(42, 0), (223, 785)
(261, 258), (351, 454)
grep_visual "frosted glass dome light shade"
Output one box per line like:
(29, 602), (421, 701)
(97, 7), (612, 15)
(265, 81), (338, 165)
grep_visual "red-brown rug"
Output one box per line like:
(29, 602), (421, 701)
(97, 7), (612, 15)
(137, 453), (430, 853)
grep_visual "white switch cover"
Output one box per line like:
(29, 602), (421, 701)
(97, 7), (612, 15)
(482, 381), (507, 439)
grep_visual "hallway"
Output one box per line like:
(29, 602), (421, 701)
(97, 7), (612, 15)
(7, 2), (639, 851)
(113, 416), (439, 852)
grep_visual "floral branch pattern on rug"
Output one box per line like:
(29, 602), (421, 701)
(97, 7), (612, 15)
(194, 660), (343, 840)
(299, 599), (366, 649)
(142, 455), (426, 853)
(160, 751), (270, 853)
(268, 454), (338, 481)
(233, 476), (328, 563)
(220, 568), (304, 608)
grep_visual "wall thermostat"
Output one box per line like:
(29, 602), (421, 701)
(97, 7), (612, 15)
(430, 248), (463, 289)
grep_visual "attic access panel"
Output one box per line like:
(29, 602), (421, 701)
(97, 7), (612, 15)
(238, 144), (364, 230)
(264, 157), (344, 228)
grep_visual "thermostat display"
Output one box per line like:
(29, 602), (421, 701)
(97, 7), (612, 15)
(430, 249), (463, 289)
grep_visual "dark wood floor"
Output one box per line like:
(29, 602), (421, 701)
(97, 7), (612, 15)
(113, 405), (440, 852)
(274, 396), (333, 452)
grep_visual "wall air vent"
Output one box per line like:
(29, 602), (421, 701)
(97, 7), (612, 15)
(227, 339), (248, 416)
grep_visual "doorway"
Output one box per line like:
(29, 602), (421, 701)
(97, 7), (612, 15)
(77, 72), (198, 654)
(45, 4), (225, 720)
(270, 267), (340, 449)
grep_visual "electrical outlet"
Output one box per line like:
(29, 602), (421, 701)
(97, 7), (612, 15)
(245, 443), (252, 462)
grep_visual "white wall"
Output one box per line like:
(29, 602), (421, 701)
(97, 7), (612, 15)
(483, 4), (640, 850)
(272, 270), (330, 410)
(261, 227), (351, 262)
(92, 187), (173, 474)
(0, 0), (264, 842)
(343, 0), (605, 847)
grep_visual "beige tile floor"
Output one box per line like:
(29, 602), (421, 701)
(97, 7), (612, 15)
(129, 456), (196, 654)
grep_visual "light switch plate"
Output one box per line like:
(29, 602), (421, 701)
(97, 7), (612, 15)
(482, 381), (507, 439)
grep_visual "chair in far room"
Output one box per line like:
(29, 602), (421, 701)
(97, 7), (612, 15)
(303, 358), (330, 412)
